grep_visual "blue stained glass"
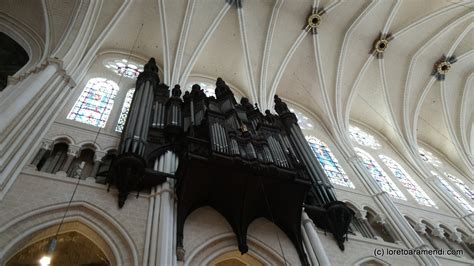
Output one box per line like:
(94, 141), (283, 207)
(356, 148), (406, 200)
(435, 173), (473, 212)
(67, 78), (119, 128)
(306, 136), (355, 188)
(380, 155), (437, 208)
(115, 89), (135, 132)
(445, 173), (473, 200)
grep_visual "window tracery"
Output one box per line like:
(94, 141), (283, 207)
(349, 126), (381, 149)
(306, 136), (354, 188)
(432, 171), (474, 212)
(105, 59), (144, 79)
(355, 148), (406, 200)
(444, 173), (473, 200)
(380, 155), (436, 208)
(115, 89), (135, 132)
(67, 78), (119, 128)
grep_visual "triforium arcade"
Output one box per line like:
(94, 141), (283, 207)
(107, 58), (354, 265)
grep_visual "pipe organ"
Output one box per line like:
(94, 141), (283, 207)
(107, 58), (354, 265)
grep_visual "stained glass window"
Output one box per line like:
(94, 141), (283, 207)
(349, 126), (381, 149)
(115, 89), (135, 132)
(67, 78), (119, 128)
(444, 173), (473, 200)
(380, 155), (436, 207)
(186, 82), (215, 97)
(419, 147), (441, 167)
(355, 148), (406, 200)
(306, 136), (355, 188)
(105, 59), (144, 79)
(290, 108), (314, 130)
(433, 172), (473, 212)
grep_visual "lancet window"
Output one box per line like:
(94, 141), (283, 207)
(380, 155), (436, 207)
(435, 173), (473, 212)
(67, 78), (119, 128)
(355, 148), (406, 200)
(306, 136), (354, 188)
(444, 173), (473, 200)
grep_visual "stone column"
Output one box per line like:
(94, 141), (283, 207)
(374, 214), (400, 242)
(353, 209), (374, 238)
(301, 211), (331, 266)
(30, 140), (52, 167)
(414, 223), (438, 250)
(143, 151), (178, 266)
(57, 146), (80, 177)
(0, 59), (74, 200)
(90, 152), (106, 178)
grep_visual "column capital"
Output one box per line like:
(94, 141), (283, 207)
(414, 223), (427, 234)
(41, 139), (53, 150)
(354, 209), (368, 220)
(449, 231), (463, 243)
(432, 227), (445, 238)
(68, 145), (81, 157)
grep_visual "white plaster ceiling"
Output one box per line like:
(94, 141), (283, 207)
(5, 0), (473, 177)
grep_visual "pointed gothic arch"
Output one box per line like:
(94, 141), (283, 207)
(0, 201), (138, 265)
(353, 256), (389, 266)
(183, 207), (292, 265)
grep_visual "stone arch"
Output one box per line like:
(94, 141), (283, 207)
(0, 201), (138, 265)
(344, 200), (362, 213)
(185, 233), (286, 266)
(52, 135), (75, 146)
(183, 207), (290, 265)
(77, 142), (100, 152)
(353, 256), (389, 266)
(0, 12), (43, 79)
(402, 214), (420, 225)
(5, 221), (113, 265)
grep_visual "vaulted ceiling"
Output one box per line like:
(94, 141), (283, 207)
(2, 0), (473, 177)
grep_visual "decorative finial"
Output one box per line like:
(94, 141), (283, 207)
(172, 85), (182, 97)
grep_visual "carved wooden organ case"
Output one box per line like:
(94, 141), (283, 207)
(108, 58), (354, 265)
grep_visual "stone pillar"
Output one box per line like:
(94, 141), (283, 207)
(57, 145), (80, 176)
(301, 211), (331, 266)
(30, 140), (52, 167)
(414, 223), (439, 250)
(356, 210), (376, 239)
(0, 59), (75, 200)
(143, 151), (178, 266)
(374, 214), (399, 242)
(90, 152), (106, 178)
